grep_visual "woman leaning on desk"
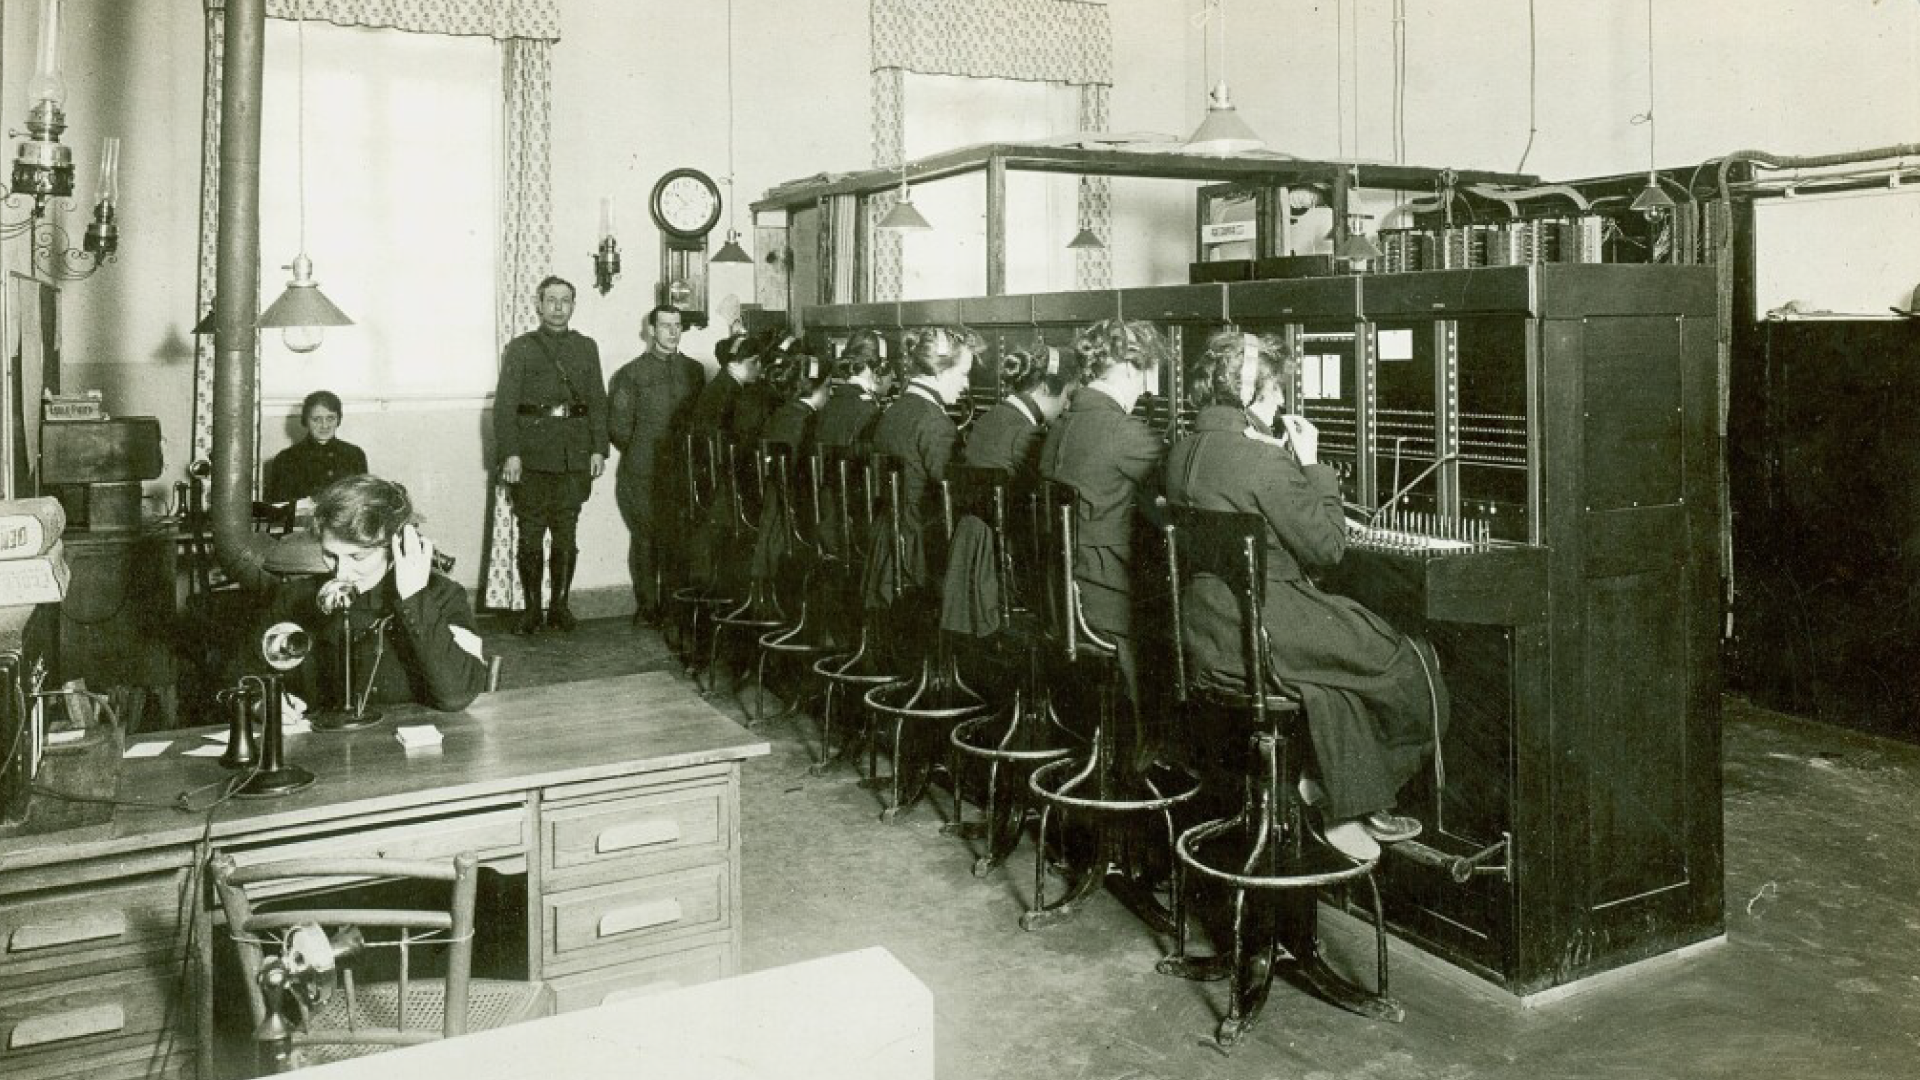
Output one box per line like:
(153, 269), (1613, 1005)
(264, 475), (489, 713)
(1163, 329), (1447, 862)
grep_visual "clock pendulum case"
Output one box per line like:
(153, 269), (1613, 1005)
(649, 168), (722, 328)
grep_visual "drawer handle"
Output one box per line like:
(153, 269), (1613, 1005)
(11, 1004), (127, 1049)
(597, 899), (683, 938)
(596, 819), (680, 854)
(8, 912), (128, 953)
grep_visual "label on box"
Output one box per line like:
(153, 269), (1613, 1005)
(0, 541), (71, 605)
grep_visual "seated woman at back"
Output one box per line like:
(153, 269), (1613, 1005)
(863, 325), (976, 608)
(815, 330), (892, 454)
(940, 342), (1077, 640)
(760, 351), (832, 453)
(962, 342), (1075, 478)
(1036, 318), (1169, 690)
(266, 390), (368, 503)
(264, 475), (488, 713)
(1164, 329), (1446, 861)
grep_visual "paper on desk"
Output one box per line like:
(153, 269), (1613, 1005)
(182, 743), (228, 758)
(124, 742), (171, 758)
(394, 724), (443, 750)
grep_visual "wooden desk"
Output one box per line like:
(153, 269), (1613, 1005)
(285, 948), (934, 1080)
(0, 673), (769, 1080)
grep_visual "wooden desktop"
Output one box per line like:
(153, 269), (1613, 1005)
(0, 672), (769, 1080)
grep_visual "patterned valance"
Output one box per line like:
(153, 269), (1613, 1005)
(871, 0), (1110, 86)
(206, 0), (559, 41)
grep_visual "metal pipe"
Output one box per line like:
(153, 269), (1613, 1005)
(212, 0), (269, 590)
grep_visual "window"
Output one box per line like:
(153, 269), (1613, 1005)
(259, 21), (500, 402)
(899, 73), (1081, 300)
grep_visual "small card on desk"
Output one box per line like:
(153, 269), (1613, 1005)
(394, 724), (443, 752)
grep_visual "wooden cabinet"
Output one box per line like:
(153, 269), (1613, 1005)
(538, 765), (742, 1009)
(0, 859), (194, 1080)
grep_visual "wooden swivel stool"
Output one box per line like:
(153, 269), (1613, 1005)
(942, 466), (1078, 874)
(667, 432), (737, 674)
(706, 443), (789, 703)
(1154, 506), (1401, 1051)
(1022, 481), (1200, 931)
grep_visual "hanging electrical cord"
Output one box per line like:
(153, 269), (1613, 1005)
(1335, 0), (1346, 160)
(1392, 0), (1408, 164)
(1628, 0), (1658, 176)
(1513, 0), (1539, 173)
(1350, 0), (1362, 160)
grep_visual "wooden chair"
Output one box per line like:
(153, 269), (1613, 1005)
(668, 432), (737, 671)
(1153, 505), (1399, 1050)
(210, 850), (546, 1074)
(942, 466), (1077, 874)
(1021, 481), (1200, 931)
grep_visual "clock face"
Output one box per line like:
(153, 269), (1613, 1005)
(651, 169), (722, 239)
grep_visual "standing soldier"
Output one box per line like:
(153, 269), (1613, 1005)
(608, 304), (706, 625)
(495, 275), (608, 634)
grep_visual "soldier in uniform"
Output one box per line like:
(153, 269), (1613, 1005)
(494, 275), (608, 634)
(608, 304), (706, 624)
(1164, 330), (1442, 862)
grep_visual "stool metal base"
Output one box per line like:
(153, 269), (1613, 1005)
(862, 655), (993, 824)
(946, 687), (1079, 876)
(1157, 735), (1402, 1051)
(1022, 713), (1202, 932)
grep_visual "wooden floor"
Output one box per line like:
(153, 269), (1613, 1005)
(488, 615), (1920, 1080)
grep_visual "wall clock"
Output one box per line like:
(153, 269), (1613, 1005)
(650, 168), (722, 328)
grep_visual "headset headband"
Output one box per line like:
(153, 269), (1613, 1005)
(1238, 333), (1261, 405)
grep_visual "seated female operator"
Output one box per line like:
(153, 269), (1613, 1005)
(1164, 330), (1447, 861)
(265, 475), (489, 713)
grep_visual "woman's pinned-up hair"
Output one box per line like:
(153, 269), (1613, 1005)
(313, 474), (414, 547)
(1187, 328), (1297, 410)
(834, 329), (887, 379)
(999, 336), (1075, 396)
(900, 324), (982, 379)
(773, 351), (832, 399)
(1072, 318), (1169, 383)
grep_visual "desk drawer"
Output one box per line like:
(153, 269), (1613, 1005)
(0, 965), (179, 1067)
(226, 808), (527, 897)
(544, 780), (727, 880)
(544, 861), (729, 969)
(15, 1036), (192, 1080)
(547, 939), (730, 1013)
(0, 872), (184, 984)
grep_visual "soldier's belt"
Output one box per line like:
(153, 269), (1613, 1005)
(518, 403), (589, 418)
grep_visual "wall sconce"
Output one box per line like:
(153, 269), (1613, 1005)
(593, 196), (621, 294)
(0, 0), (121, 281)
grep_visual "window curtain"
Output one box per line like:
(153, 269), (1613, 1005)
(194, 0), (557, 611)
(868, 0), (1113, 299)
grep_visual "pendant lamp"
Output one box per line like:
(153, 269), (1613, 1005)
(1186, 0), (1265, 156)
(876, 168), (931, 232)
(711, 0), (753, 263)
(260, 16), (352, 354)
(1628, 0), (1675, 218)
(1067, 227), (1104, 250)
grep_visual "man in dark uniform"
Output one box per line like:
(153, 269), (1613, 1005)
(608, 305), (706, 623)
(494, 275), (608, 634)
